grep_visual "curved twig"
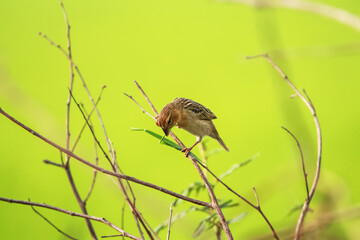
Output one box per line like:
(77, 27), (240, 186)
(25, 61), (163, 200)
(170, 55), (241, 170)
(247, 53), (322, 240)
(0, 197), (141, 240)
(281, 127), (309, 200)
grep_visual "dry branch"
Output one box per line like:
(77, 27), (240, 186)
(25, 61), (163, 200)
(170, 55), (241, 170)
(246, 53), (322, 240)
(0, 197), (141, 240)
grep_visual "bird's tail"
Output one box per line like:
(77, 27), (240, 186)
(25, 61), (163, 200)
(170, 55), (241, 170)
(217, 137), (229, 152)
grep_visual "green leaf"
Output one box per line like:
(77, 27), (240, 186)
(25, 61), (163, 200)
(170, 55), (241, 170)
(206, 148), (225, 158)
(174, 181), (207, 207)
(131, 127), (203, 161)
(131, 127), (182, 150)
(192, 213), (217, 237)
(218, 153), (259, 180)
(219, 199), (239, 209)
(227, 212), (247, 224)
(154, 206), (197, 234)
(287, 204), (304, 216)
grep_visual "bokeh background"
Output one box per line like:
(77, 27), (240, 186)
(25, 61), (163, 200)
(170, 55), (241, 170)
(1, 0), (359, 239)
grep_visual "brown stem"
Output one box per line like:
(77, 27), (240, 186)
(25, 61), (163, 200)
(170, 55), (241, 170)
(31, 203), (78, 240)
(68, 91), (154, 240)
(166, 202), (175, 240)
(247, 53), (322, 240)
(0, 197), (141, 240)
(58, 0), (96, 238)
(41, 28), (150, 236)
(281, 127), (310, 200)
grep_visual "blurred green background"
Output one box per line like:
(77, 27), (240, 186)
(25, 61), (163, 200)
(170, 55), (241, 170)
(1, 0), (360, 239)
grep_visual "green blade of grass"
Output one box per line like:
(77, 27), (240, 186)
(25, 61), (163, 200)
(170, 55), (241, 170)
(218, 153), (260, 180)
(227, 212), (247, 225)
(131, 128), (203, 161)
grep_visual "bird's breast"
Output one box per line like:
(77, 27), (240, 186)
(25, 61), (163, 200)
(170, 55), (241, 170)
(179, 119), (214, 138)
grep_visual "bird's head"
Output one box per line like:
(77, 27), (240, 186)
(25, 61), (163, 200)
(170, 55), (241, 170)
(156, 103), (180, 136)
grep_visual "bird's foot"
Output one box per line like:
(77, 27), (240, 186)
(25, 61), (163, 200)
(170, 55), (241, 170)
(181, 147), (191, 157)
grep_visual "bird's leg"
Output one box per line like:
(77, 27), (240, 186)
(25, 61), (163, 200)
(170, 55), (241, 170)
(181, 140), (201, 157)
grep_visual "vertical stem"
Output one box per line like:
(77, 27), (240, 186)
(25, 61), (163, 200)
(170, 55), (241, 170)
(169, 132), (234, 240)
(199, 142), (208, 179)
(59, 1), (97, 238)
(247, 54), (322, 239)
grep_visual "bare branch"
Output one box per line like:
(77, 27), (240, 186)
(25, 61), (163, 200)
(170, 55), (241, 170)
(166, 202), (175, 240)
(246, 53), (322, 240)
(68, 90), (153, 239)
(84, 137), (99, 204)
(0, 197), (141, 240)
(123, 92), (156, 120)
(60, 0), (75, 167)
(41, 24), (151, 236)
(57, 1), (97, 238)
(197, 160), (279, 240)
(281, 127), (309, 200)
(31, 203), (78, 240)
(43, 160), (63, 168)
(252, 187), (260, 208)
(133, 80), (159, 115)
(72, 86), (106, 152)
(38, 32), (68, 56)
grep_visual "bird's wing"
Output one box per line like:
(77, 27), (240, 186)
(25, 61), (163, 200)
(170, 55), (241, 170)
(174, 98), (217, 120)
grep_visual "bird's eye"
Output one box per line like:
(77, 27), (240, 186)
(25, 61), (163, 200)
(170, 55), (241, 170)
(167, 119), (172, 125)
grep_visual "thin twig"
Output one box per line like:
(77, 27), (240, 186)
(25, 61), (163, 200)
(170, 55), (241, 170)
(252, 187), (260, 208)
(0, 197), (141, 240)
(38, 32), (68, 56)
(72, 86), (106, 152)
(42, 25), (150, 237)
(281, 127), (310, 200)
(167, 202), (175, 240)
(197, 160), (279, 240)
(254, 205), (360, 240)
(84, 131), (99, 204)
(68, 90), (152, 239)
(101, 235), (124, 238)
(246, 53), (322, 240)
(57, 1), (97, 238)
(123, 93), (156, 120)
(43, 160), (63, 168)
(60, 0), (75, 167)
(121, 202), (126, 240)
(31, 203), (78, 240)
(133, 81), (159, 115)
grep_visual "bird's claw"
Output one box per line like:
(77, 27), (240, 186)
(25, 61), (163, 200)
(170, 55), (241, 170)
(181, 148), (191, 157)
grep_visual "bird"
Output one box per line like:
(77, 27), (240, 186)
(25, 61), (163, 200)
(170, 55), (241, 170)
(156, 97), (229, 157)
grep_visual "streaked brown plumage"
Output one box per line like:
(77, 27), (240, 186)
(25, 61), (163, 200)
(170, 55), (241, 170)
(156, 97), (229, 157)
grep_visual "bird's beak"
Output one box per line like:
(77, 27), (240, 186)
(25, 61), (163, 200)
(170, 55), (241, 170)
(162, 127), (170, 136)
